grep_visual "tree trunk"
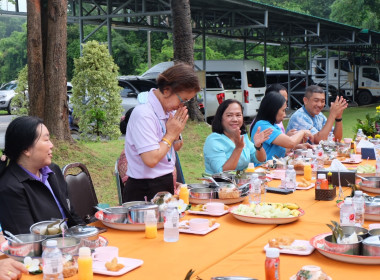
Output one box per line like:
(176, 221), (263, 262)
(171, 0), (204, 121)
(27, 0), (45, 119)
(27, 0), (71, 140)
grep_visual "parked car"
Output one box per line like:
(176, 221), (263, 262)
(118, 76), (157, 114)
(0, 81), (18, 114)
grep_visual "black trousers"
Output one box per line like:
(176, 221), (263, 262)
(122, 173), (174, 203)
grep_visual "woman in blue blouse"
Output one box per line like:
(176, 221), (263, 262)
(250, 92), (313, 162)
(203, 99), (272, 174)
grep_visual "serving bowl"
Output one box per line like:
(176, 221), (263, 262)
(30, 220), (67, 238)
(7, 234), (46, 257)
(362, 177), (380, 189)
(127, 204), (159, 224)
(323, 234), (362, 255)
(42, 237), (81, 255)
(341, 226), (369, 239)
(369, 228), (380, 236)
(65, 225), (104, 249)
(363, 236), (380, 256)
(190, 187), (218, 199)
(121, 201), (147, 208)
(102, 207), (129, 223)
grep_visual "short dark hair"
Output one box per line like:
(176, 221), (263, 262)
(212, 99), (246, 135)
(265, 83), (287, 95)
(252, 91), (286, 129)
(305, 85), (324, 99)
(4, 116), (44, 162)
(157, 63), (201, 94)
(120, 107), (135, 134)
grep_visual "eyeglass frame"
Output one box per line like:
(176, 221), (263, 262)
(175, 92), (190, 104)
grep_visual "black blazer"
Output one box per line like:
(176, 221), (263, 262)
(0, 162), (83, 234)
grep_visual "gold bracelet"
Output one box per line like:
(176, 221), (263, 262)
(162, 137), (172, 148)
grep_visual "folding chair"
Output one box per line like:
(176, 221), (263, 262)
(62, 162), (98, 224)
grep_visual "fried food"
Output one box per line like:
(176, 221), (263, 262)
(218, 187), (240, 199)
(268, 236), (295, 248)
(105, 257), (124, 272)
(209, 218), (216, 227)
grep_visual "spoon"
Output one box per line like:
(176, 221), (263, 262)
(2, 235), (20, 243)
(356, 174), (368, 181)
(4, 230), (23, 243)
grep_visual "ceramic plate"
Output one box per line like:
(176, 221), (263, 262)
(178, 221), (220, 235)
(229, 206), (304, 225)
(0, 236), (108, 262)
(360, 185), (380, 194)
(93, 257), (143, 276)
(187, 209), (229, 217)
(95, 211), (164, 231)
(264, 240), (314, 255)
(267, 170), (286, 180)
(189, 196), (245, 205)
(341, 159), (362, 164)
(279, 183), (314, 190)
(310, 233), (380, 265)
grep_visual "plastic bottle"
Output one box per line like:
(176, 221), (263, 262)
(352, 190), (365, 227)
(145, 210), (158, 239)
(315, 174), (324, 189)
(356, 128), (365, 143)
(316, 145), (324, 170)
(265, 247), (280, 280)
(249, 173), (261, 205)
(285, 165), (296, 191)
(340, 197), (355, 226)
(164, 204), (179, 242)
(304, 164), (312, 181)
(178, 185), (190, 205)
(78, 247), (93, 280)
(42, 240), (63, 280)
(327, 132), (335, 145)
(310, 155), (318, 178)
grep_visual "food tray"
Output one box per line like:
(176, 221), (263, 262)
(229, 206), (304, 224)
(189, 196), (245, 205)
(310, 233), (380, 265)
(93, 257), (143, 276)
(178, 221), (220, 235)
(95, 211), (164, 231)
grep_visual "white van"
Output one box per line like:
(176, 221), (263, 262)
(194, 60), (266, 119)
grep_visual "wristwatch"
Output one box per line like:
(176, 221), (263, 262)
(335, 118), (342, 122)
(254, 143), (263, 151)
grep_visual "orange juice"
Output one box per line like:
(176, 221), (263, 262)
(179, 185), (189, 204)
(304, 164), (312, 181)
(145, 224), (157, 239)
(78, 252), (93, 280)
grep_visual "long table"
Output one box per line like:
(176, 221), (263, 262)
(3, 162), (380, 280)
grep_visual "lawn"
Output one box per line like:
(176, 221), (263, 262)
(48, 103), (375, 207)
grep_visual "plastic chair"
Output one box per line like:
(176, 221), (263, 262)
(62, 162), (98, 224)
(114, 159), (123, 206)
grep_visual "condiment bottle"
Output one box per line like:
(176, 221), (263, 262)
(265, 247), (280, 280)
(304, 164), (312, 181)
(320, 174), (328, 189)
(78, 247), (93, 280)
(145, 210), (158, 239)
(178, 185), (190, 205)
(327, 172), (333, 189)
(315, 174), (324, 189)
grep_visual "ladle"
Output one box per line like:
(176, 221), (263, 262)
(356, 174), (368, 181)
(4, 230), (23, 243)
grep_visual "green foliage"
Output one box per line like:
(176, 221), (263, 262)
(71, 40), (123, 141)
(353, 105), (380, 137)
(11, 65), (29, 116)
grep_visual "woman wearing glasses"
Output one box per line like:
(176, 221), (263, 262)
(123, 63), (200, 202)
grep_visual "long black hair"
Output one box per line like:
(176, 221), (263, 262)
(0, 116), (44, 175)
(212, 99), (246, 135)
(250, 91), (286, 134)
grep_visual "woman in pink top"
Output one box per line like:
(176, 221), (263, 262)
(124, 63), (201, 202)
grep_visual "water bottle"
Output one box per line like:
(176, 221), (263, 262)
(316, 145), (324, 170)
(355, 129), (365, 143)
(310, 155), (318, 178)
(352, 190), (365, 227)
(340, 197), (355, 226)
(249, 173), (261, 205)
(164, 204), (179, 242)
(42, 240), (63, 280)
(327, 132), (334, 146)
(285, 165), (296, 191)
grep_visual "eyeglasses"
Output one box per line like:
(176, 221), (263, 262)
(175, 93), (190, 104)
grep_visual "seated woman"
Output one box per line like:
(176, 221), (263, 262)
(250, 92), (313, 161)
(203, 99), (272, 174)
(0, 116), (83, 234)
(124, 63), (200, 202)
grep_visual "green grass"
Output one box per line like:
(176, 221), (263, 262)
(50, 104), (375, 207)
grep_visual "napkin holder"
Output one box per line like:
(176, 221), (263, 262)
(361, 148), (375, 160)
(315, 186), (336, 201)
(317, 170), (356, 187)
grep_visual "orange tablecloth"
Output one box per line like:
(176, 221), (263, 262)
(9, 161), (380, 280)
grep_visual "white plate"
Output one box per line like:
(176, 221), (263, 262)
(267, 170), (286, 180)
(341, 159), (362, 164)
(279, 183), (314, 190)
(95, 211), (164, 231)
(178, 221), (220, 235)
(93, 257), (143, 276)
(229, 206), (304, 225)
(360, 185), (380, 194)
(263, 240), (314, 255)
(187, 209), (229, 216)
(310, 233), (380, 265)
(189, 196), (246, 205)
(0, 236), (108, 262)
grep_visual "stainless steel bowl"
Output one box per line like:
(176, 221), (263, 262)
(324, 234), (362, 255)
(369, 228), (380, 236)
(187, 183), (210, 189)
(42, 237), (81, 255)
(30, 220), (66, 239)
(341, 226), (369, 239)
(122, 201), (147, 208)
(65, 225), (104, 249)
(189, 187), (218, 199)
(363, 236), (380, 256)
(127, 204), (159, 224)
(8, 234), (46, 257)
(103, 207), (129, 223)
(362, 177), (380, 189)
(365, 196), (380, 214)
